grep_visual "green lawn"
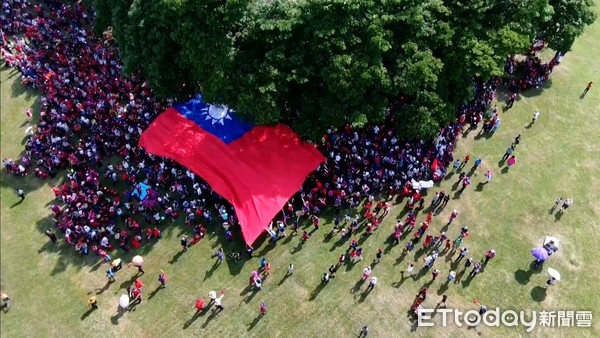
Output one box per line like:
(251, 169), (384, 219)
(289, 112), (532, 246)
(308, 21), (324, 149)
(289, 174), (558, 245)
(2, 11), (600, 338)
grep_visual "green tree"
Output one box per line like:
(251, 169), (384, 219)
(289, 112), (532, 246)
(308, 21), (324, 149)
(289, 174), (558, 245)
(90, 0), (596, 141)
(537, 0), (596, 52)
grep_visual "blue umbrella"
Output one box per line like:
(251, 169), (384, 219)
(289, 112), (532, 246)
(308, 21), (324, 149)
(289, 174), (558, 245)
(531, 247), (549, 261)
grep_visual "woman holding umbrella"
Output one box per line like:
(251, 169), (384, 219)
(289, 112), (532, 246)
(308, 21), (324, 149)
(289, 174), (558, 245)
(546, 268), (561, 287)
(118, 294), (130, 312)
(129, 255), (145, 274)
(531, 247), (549, 268)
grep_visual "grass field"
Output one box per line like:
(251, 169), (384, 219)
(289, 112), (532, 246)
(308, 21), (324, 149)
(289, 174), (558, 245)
(2, 10), (600, 338)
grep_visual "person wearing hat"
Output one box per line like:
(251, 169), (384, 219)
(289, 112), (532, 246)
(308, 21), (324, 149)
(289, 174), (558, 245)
(87, 296), (98, 310)
(1, 292), (12, 310)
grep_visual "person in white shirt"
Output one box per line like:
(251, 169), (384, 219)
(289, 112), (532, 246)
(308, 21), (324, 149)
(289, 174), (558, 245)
(214, 293), (224, 311)
(367, 276), (377, 291)
(531, 110), (540, 125)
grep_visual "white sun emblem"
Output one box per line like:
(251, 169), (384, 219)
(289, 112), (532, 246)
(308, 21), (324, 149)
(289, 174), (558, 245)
(200, 104), (233, 126)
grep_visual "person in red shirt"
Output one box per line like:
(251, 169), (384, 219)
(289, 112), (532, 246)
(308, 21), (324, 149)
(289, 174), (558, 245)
(131, 288), (142, 303)
(301, 231), (310, 242)
(134, 279), (144, 291)
(195, 297), (205, 313)
(582, 81), (593, 97)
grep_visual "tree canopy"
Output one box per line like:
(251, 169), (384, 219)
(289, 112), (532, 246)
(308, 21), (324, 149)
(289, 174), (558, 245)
(91, 0), (596, 140)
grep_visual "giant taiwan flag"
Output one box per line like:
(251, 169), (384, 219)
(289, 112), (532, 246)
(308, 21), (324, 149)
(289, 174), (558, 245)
(139, 95), (325, 245)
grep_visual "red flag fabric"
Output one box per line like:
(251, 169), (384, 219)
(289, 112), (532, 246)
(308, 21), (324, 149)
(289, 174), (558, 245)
(431, 158), (440, 170)
(139, 96), (325, 245)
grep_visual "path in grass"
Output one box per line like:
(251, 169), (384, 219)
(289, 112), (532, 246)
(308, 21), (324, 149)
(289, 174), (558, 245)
(2, 12), (600, 338)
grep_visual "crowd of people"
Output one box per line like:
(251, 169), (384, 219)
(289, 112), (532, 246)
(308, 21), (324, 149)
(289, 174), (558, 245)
(1, 0), (505, 262)
(1, 0), (565, 326)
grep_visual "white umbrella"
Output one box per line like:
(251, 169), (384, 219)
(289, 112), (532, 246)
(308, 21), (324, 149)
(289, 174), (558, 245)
(119, 294), (130, 308)
(131, 255), (144, 267)
(547, 268), (561, 281)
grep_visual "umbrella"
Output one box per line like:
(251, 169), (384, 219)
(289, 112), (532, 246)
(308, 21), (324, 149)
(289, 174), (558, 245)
(547, 268), (561, 281)
(119, 295), (129, 308)
(132, 255), (144, 267)
(531, 247), (549, 261)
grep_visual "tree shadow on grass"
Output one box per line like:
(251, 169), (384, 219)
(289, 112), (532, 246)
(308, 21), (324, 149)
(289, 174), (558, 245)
(531, 286), (547, 302)
(520, 79), (553, 98)
(37, 240), (61, 254)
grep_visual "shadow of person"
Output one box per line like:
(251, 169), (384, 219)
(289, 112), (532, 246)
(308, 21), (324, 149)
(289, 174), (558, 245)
(357, 287), (373, 303)
(148, 285), (164, 300)
(80, 308), (96, 321)
(201, 308), (221, 329)
(169, 251), (185, 264)
(290, 241), (305, 254)
(515, 269), (533, 285)
(531, 286), (548, 302)
(204, 260), (221, 281)
(95, 280), (114, 295)
(37, 240), (60, 254)
(183, 309), (208, 329)
(110, 309), (126, 325)
(554, 210), (563, 222)
(10, 200), (23, 208)
(118, 274), (139, 292)
(247, 313), (264, 331)
(437, 281), (450, 295)
(309, 282), (327, 301)
(243, 288), (260, 304)
(278, 272), (291, 286)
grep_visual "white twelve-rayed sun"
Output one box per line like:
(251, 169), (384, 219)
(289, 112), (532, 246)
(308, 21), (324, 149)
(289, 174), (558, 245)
(200, 104), (233, 126)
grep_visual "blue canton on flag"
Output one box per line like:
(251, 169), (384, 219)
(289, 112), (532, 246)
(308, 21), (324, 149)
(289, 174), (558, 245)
(174, 95), (253, 144)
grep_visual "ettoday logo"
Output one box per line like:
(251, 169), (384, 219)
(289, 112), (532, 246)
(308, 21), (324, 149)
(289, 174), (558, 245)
(417, 308), (593, 332)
